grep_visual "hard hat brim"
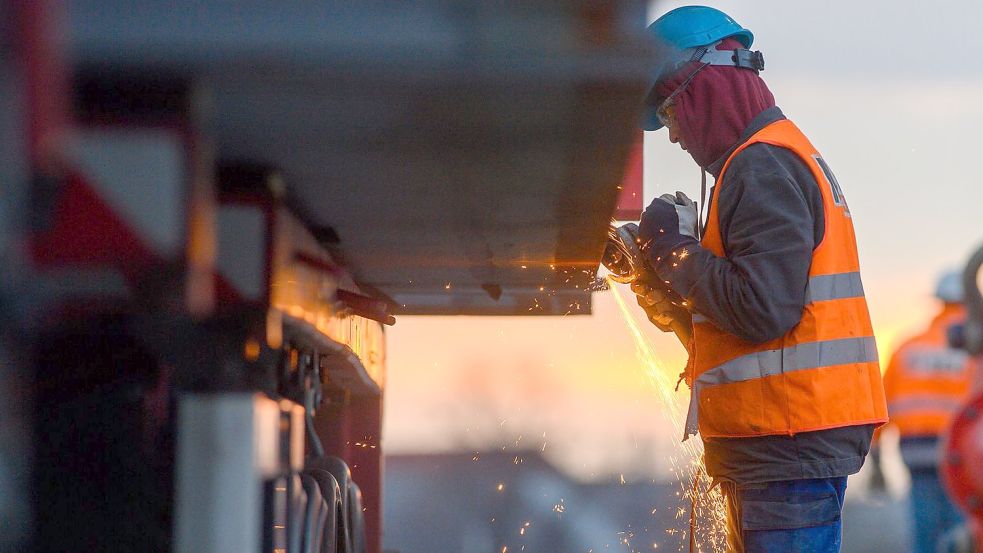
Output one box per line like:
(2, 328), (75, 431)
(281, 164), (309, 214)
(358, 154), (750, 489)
(642, 107), (663, 132)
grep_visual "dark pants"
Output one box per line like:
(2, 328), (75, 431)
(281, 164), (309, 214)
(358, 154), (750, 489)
(720, 477), (847, 553)
(909, 468), (964, 553)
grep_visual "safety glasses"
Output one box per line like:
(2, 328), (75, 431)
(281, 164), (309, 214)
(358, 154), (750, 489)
(655, 102), (675, 128)
(651, 61), (709, 128)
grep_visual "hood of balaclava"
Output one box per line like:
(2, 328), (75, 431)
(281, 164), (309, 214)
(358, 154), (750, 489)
(654, 38), (776, 169)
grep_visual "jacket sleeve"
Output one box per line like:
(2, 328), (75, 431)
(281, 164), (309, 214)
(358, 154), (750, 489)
(654, 146), (821, 344)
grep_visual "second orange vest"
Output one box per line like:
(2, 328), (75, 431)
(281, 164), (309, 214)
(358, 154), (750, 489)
(883, 305), (975, 438)
(685, 119), (888, 439)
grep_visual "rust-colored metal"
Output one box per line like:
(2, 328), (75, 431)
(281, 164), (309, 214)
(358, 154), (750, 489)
(941, 391), (983, 548)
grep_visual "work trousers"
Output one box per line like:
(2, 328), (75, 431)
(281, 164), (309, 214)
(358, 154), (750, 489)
(720, 476), (847, 553)
(909, 468), (963, 553)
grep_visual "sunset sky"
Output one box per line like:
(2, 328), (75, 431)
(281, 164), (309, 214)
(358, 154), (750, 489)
(382, 0), (983, 482)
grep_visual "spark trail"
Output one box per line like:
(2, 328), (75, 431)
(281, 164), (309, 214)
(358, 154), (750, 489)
(607, 277), (727, 552)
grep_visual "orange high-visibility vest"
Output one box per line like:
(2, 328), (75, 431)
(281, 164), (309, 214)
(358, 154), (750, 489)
(883, 305), (974, 438)
(685, 119), (888, 439)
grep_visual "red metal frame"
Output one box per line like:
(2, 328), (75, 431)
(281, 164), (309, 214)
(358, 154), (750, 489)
(218, 187), (384, 553)
(22, 2), (383, 550)
(614, 131), (643, 221)
(941, 391), (983, 548)
(315, 393), (383, 553)
(13, 0), (69, 167)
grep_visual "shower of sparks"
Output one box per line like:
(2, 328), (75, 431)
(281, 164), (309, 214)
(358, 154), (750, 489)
(553, 498), (567, 515)
(471, 254), (723, 550)
(607, 276), (728, 552)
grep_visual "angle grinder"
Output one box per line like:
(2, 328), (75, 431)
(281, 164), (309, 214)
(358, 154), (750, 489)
(601, 222), (692, 346)
(601, 223), (645, 285)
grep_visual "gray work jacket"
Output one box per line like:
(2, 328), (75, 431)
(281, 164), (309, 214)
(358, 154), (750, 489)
(663, 107), (874, 484)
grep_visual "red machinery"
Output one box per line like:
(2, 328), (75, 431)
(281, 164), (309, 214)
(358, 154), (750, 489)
(4, 1), (650, 552)
(11, 2), (388, 552)
(941, 245), (983, 550)
(941, 393), (983, 547)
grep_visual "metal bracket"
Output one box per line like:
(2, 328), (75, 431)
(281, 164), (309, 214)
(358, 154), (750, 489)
(699, 47), (765, 72)
(961, 245), (983, 355)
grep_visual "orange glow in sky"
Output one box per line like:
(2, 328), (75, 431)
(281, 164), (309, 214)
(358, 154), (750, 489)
(383, 276), (940, 482)
(383, 0), (983, 482)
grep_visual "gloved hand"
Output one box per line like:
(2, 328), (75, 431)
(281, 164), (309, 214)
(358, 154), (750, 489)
(630, 277), (692, 334)
(638, 191), (700, 270)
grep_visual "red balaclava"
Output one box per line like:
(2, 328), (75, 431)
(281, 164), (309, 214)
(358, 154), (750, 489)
(654, 38), (776, 170)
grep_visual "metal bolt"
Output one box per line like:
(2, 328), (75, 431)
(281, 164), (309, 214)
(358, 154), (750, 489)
(964, 406), (979, 420)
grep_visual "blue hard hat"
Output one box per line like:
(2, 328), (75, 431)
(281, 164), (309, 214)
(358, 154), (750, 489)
(643, 6), (756, 131)
(936, 269), (965, 303)
(650, 6), (753, 52)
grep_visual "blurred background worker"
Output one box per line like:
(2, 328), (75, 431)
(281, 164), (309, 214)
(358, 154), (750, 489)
(872, 270), (976, 553)
(633, 5), (887, 552)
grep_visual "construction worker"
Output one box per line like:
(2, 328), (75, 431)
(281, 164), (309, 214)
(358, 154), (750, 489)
(872, 270), (975, 553)
(632, 6), (887, 552)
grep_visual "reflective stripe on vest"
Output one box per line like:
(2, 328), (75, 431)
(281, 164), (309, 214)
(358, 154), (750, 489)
(888, 395), (964, 417)
(805, 271), (864, 303)
(685, 336), (879, 436)
(699, 336), (879, 386)
(690, 272), (864, 327)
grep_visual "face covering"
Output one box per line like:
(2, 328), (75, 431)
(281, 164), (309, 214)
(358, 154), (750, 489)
(654, 38), (776, 170)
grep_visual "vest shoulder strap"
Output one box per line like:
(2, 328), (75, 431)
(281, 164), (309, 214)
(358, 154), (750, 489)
(704, 119), (817, 255)
(718, 119), (817, 182)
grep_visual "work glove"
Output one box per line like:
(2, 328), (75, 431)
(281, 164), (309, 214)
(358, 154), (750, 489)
(638, 191), (700, 272)
(630, 276), (692, 335)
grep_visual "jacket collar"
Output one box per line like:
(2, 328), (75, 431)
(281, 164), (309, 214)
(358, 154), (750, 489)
(706, 106), (787, 177)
